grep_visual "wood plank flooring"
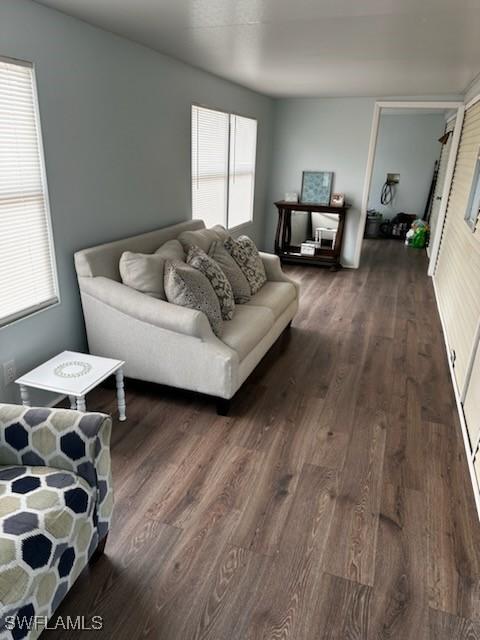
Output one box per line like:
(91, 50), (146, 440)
(47, 240), (480, 639)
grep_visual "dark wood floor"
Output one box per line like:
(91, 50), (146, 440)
(48, 240), (480, 639)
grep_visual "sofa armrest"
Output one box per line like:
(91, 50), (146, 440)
(0, 404), (113, 539)
(79, 276), (214, 340)
(259, 252), (300, 294)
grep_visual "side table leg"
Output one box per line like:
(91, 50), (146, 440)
(77, 396), (86, 412)
(20, 385), (31, 407)
(69, 395), (76, 410)
(115, 369), (126, 421)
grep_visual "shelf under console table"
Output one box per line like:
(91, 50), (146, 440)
(274, 200), (350, 270)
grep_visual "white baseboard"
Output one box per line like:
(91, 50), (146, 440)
(432, 277), (480, 519)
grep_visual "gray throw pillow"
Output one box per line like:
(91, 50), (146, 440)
(164, 259), (223, 336)
(119, 239), (184, 300)
(178, 225), (229, 253)
(224, 235), (267, 295)
(187, 245), (235, 321)
(208, 240), (251, 304)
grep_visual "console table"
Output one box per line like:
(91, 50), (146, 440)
(274, 201), (350, 270)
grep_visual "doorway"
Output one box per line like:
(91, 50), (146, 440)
(355, 101), (465, 273)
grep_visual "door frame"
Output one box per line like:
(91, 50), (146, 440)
(354, 100), (465, 275)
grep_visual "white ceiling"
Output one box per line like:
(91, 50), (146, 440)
(34, 0), (480, 98)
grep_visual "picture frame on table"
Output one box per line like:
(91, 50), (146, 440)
(300, 171), (333, 205)
(330, 193), (345, 207)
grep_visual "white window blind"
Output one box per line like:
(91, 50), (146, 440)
(228, 114), (257, 229)
(0, 57), (58, 327)
(192, 105), (257, 229)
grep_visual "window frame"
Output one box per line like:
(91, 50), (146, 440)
(465, 146), (480, 233)
(191, 103), (257, 232)
(0, 55), (60, 330)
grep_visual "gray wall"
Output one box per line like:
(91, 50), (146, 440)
(0, 0), (274, 404)
(369, 113), (445, 218)
(265, 97), (376, 267)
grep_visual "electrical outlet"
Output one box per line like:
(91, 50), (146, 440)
(3, 360), (16, 385)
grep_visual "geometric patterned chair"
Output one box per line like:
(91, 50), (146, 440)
(0, 404), (113, 640)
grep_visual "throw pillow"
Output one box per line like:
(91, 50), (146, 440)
(224, 235), (267, 295)
(164, 259), (223, 336)
(187, 245), (235, 320)
(119, 239), (184, 300)
(208, 240), (251, 304)
(178, 225), (229, 253)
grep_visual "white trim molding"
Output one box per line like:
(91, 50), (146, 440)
(465, 90), (480, 112)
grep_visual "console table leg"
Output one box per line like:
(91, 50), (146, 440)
(20, 385), (31, 407)
(77, 396), (86, 412)
(115, 369), (127, 422)
(69, 395), (76, 410)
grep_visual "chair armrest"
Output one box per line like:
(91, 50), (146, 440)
(0, 404), (113, 539)
(79, 276), (214, 340)
(259, 252), (300, 294)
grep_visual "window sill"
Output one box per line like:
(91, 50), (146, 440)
(0, 298), (61, 330)
(227, 220), (253, 234)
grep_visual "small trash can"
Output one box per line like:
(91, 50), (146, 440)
(364, 211), (382, 238)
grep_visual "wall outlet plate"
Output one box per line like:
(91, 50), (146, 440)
(387, 173), (400, 184)
(3, 360), (17, 385)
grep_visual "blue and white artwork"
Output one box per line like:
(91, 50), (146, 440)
(301, 171), (333, 205)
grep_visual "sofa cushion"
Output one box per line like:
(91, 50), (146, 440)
(247, 282), (297, 319)
(208, 241), (251, 304)
(178, 225), (229, 253)
(221, 306), (274, 361)
(0, 466), (95, 616)
(187, 245), (235, 321)
(164, 260), (223, 336)
(224, 235), (267, 295)
(119, 239), (184, 300)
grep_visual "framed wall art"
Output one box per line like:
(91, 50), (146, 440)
(300, 171), (333, 205)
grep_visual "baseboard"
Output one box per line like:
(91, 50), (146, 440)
(432, 276), (480, 519)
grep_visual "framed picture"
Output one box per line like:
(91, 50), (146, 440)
(331, 193), (345, 207)
(300, 171), (333, 205)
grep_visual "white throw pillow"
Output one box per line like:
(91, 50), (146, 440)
(119, 239), (184, 300)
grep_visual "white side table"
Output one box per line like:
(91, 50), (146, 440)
(15, 351), (126, 421)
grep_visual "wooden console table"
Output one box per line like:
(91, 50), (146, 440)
(274, 200), (350, 270)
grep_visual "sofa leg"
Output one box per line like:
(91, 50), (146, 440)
(216, 398), (231, 416)
(90, 534), (108, 564)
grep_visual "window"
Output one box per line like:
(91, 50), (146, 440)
(465, 148), (480, 232)
(0, 57), (58, 327)
(192, 105), (257, 229)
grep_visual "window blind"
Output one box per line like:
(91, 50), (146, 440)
(0, 57), (58, 327)
(192, 105), (229, 228)
(192, 105), (257, 229)
(228, 114), (257, 229)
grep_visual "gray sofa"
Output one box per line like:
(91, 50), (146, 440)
(74, 220), (299, 413)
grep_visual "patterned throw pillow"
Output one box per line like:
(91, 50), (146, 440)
(208, 240), (251, 304)
(187, 245), (235, 320)
(224, 235), (267, 295)
(164, 260), (223, 336)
